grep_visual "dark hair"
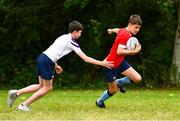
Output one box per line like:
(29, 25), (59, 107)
(68, 21), (84, 33)
(128, 15), (142, 26)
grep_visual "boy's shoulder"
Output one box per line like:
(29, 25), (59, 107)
(57, 34), (71, 40)
(117, 28), (130, 37)
(59, 33), (69, 38)
(118, 28), (128, 34)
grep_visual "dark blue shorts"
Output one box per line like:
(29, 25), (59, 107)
(36, 53), (55, 80)
(103, 59), (131, 82)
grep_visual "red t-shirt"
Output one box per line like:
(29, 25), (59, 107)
(106, 28), (131, 68)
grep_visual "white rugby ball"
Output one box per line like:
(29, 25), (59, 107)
(126, 37), (140, 50)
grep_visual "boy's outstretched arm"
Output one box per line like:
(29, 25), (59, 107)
(107, 28), (120, 34)
(77, 52), (114, 69)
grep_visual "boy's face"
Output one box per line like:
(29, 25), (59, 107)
(73, 30), (82, 39)
(128, 23), (141, 35)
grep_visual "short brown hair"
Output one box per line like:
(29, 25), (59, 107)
(68, 21), (84, 33)
(128, 15), (142, 26)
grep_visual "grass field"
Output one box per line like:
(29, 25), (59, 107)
(0, 89), (180, 120)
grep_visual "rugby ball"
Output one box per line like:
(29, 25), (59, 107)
(126, 37), (140, 50)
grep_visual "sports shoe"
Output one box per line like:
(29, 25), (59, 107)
(17, 104), (31, 111)
(7, 90), (18, 107)
(117, 84), (126, 93)
(95, 100), (106, 108)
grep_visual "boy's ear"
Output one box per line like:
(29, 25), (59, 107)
(72, 31), (77, 34)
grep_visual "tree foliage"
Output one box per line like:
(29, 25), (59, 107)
(0, 0), (178, 88)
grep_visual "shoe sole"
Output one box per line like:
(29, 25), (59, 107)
(95, 101), (106, 108)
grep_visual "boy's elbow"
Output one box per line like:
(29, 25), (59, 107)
(84, 58), (89, 63)
(83, 56), (90, 63)
(117, 51), (123, 55)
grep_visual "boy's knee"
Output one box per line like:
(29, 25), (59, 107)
(133, 75), (142, 83)
(108, 87), (118, 94)
(108, 81), (119, 94)
(48, 86), (53, 91)
(45, 86), (53, 93)
(38, 84), (43, 89)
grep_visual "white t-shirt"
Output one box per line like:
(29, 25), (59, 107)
(43, 34), (82, 62)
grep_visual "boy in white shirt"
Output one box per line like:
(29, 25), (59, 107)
(7, 21), (114, 111)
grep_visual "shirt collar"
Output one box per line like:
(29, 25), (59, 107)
(68, 33), (78, 43)
(125, 27), (131, 36)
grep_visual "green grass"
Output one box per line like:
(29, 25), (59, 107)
(0, 89), (180, 120)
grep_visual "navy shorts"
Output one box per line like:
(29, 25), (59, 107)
(103, 59), (131, 82)
(36, 53), (55, 80)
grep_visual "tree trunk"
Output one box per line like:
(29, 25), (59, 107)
(178, 0), (180, 24)
(172, 0), (180, 84)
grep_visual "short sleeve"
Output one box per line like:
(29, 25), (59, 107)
(117, 29), (130, 48)
(70, 41), (83, 54)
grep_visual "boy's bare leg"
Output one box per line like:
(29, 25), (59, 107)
(121, 67), (142, 83)
(17, 76), (43, 96)
(22, 78), (53, 106)
(8, 76), (43, 107)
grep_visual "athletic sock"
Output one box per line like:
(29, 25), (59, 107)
(97, 89), (113, 104)
(115, 77), (132, 86)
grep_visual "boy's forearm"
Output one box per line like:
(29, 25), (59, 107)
(117, 48), (140, 55)
(107, 28), (120, 34)
(84, 56), (103, 66)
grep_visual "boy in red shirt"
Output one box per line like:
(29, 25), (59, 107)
(96, 14), (142, 108)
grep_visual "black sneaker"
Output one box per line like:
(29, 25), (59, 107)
(117, 84), (126, 93)
(95, 100), (106, 108)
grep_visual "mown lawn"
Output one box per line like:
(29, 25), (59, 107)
(0, 89), (180, 120)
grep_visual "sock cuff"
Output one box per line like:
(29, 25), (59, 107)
(15, 93), (18, 97)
